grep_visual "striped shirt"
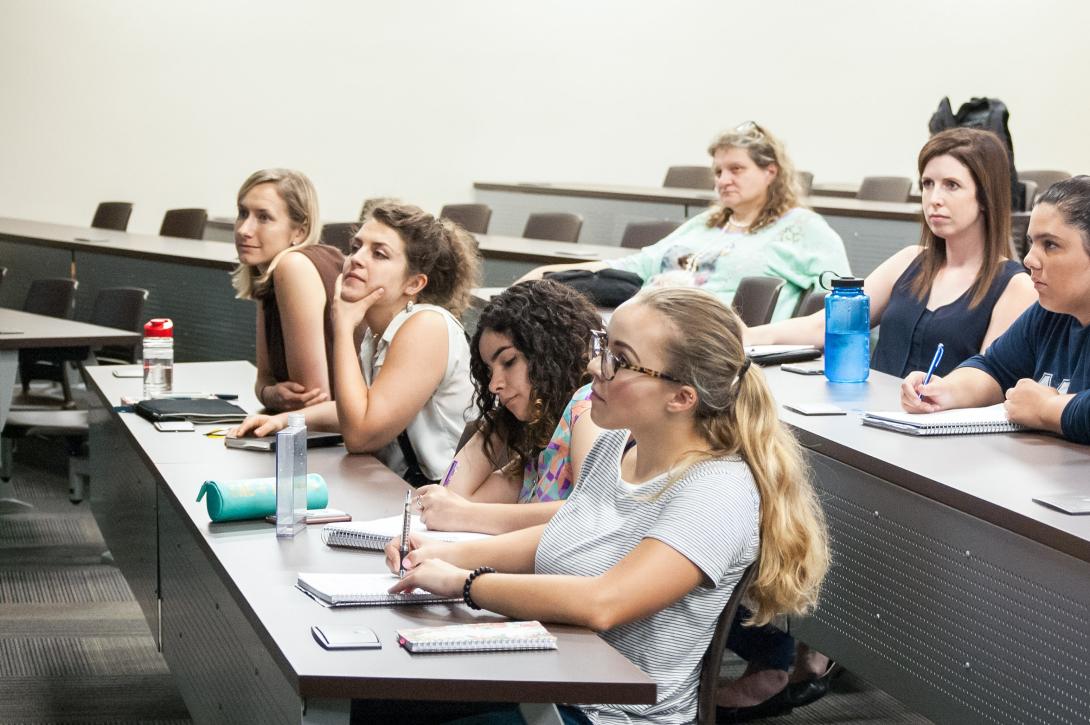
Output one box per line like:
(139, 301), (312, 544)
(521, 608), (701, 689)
(535, 429), (760, 725)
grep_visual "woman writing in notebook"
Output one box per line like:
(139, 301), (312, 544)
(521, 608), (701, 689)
(746, 128), (1037, 378)
(232, 168), (349, 412)
(231, 202), (480, 484)
(413, 280), (602, 535)
(518, 122), (850, 321)
(901, 175), (1090, 444)
(382, 287), (829, 725)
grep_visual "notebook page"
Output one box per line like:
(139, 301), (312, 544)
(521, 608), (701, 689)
(863, 403), (1014, 428)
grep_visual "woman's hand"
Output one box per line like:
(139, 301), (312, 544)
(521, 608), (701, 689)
(262, 381), (328, 412)
(331, 274), (384, 333)
(415, 485), (472, 531)
(387, 558), (471, 597)
(899, 372), (955, 413)
(1004, 379), (1061, 429)
(384, 532), (451, 574)
(228, 412), (289, 438)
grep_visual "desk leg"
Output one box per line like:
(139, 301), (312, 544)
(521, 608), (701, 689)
(301, 697), (350, 724)
(0, 349), (32, 512)
(518, 703), (563, 725)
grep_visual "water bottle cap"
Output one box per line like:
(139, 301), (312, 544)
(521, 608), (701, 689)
(143, 318), (174, 337)
(830, 277), (864, 289)
(286, 413), (306, 428)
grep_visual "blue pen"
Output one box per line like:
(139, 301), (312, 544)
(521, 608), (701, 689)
(441, 460), (458, 487)
(918, 343), (945, 399)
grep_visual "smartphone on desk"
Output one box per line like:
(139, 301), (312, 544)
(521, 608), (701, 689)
(154, 420), (195, 432)
(781, 363), (824, 376)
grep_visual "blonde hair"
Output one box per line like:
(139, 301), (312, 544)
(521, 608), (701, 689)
(230, 168), (322, 300)
(705, 122), (801, 234)
(635, 287), (829, 625)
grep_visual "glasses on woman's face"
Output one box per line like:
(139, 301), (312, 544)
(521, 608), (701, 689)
(590, 330), (683, 384)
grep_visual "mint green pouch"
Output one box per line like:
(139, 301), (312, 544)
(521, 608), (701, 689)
(196, 474), (329, 522)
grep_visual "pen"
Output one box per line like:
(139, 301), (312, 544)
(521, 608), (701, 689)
(441, 460), (458, 487)
(919, 343), (945, 400)
(399, 490), (412, 578)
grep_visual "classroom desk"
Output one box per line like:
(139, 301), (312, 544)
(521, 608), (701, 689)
(0, 308), (139, 509)
(812, 181), (923, 203)
(473, 181), (923, 276)
(85, 362), (655, 724)
(763, 365), (1090, 725)
(0, 217), (254, 363)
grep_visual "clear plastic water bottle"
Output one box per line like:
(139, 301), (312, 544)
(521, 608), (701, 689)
(142, 318), (174, 398)
(824, 277), (870, 383)
(275, 413), (308, 538)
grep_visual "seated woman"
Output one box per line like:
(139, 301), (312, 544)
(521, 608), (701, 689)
(413, 279), (602, 535)
(747, 128), (1037, 378)
(231, 202), (480, 484)
(232, 168), (347, 412)
(378, 287), (829, 725)
(519, 122), (850, 321)
(900, 175), (1090, 444)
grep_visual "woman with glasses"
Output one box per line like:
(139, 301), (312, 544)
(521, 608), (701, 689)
(519, 122), (850, 321)
(746, 128), (1037, 379)
(372, 287), (829, 725)
(412, 280), (603, 534)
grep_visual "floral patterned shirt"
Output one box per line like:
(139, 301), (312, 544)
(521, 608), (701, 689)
(518, 384), (593, 503)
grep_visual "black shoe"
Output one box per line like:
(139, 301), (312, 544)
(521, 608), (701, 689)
(785, 661), (842, 708)
(716, 687), (793, 723)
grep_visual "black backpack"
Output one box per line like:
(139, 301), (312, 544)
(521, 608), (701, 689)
(928, 96), (1023, 211)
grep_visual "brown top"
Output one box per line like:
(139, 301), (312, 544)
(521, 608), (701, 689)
(258, 244), (344, 391)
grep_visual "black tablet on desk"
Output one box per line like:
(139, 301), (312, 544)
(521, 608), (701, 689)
(225, 432), (344, 452)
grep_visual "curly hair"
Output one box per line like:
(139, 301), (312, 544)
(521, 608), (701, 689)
(705, 122), (801, 234)
(469, 280), (601, 478)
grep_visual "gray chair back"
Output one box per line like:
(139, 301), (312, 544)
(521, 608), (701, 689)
(797, 170), (814, 196)
(523, 213), (583, 243)
(857, 176), (912, 203)
(1019, 180), (1038, 212)
(731, 276), (786, 327)
(1018, 170), (1071, 197)
(1011, 212), (1032, 261)
(697, 564), (757, 725)
(91, 202), (133, 231)
(90, 287), (149, 364)
(794, 289), (828, 318)
(440, 204), (492, 235)
(159, 208), (208, 240)
(24, 278), (77, 319)
(19, 278), (80, 403)
(663, 166), (714, 190)
(321, 223), (359, 255)
(620, 220), (680, 249)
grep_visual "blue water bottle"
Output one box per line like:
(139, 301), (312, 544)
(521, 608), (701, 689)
(824, 277), (870, 383)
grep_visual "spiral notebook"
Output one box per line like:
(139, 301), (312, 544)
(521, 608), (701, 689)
(321, 514), (491, 551)
(296, 572), (460, 607)
(861, 404), (1026, 436)
(397, 621), (558, 654)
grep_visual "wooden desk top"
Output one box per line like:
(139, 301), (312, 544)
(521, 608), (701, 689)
(84, 362), (656, 704)
(0, 217), (240, 270)
(474, 181), (923, 222)
(762, 364), (1090, 564)
(0, 308), (140, 350)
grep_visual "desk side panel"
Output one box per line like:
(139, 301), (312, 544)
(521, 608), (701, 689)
(794, 451), (1090, 725)
(0, 240), (72, 309)
(819, 215), (919, 277)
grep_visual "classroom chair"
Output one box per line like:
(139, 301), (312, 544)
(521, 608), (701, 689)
(797, 170), (815, 196)
(159, 208), (208, 240)
(91, 201), (133, 231)
(87, 287), (149, 364)
(321, 222), (359, 255)
(663, 165), (714, 190)
(440, 204), (492, 235)
(697, 564), (757, 725)
(0, 267), (7, 292)
(1011, 212), (1031, 261)
(1019, 180), (1038, 212)
(731, 276), (785, 327)
(523, 213), (583, 243)
(857, 176), (913, 203)
(1017, 170), (1070, 197)
(794, 288), (828, 318)
(620, 220), (680, 249)
(17, 278), (79, 406)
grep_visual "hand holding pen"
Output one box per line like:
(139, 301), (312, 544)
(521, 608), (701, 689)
(918, 343), (944, 400)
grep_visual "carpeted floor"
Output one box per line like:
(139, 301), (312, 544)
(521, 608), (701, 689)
(0, 435), (933, 725)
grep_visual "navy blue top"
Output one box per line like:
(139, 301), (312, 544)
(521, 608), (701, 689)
(961, 303), (1090, 444)
(871, 257), (1026, 378)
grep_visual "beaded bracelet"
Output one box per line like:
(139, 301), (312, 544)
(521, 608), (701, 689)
(462, 566), (496, 610)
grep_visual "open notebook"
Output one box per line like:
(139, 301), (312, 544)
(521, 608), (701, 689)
(296, 572), (460, 607)
(861, 404), (1026, 436)
(322, 514), (491, 551)
(397, 621), (558, 654)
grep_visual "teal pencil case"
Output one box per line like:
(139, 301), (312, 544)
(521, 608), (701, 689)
(197, 473), (329, 522)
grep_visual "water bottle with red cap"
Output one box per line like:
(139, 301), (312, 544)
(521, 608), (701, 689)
(143, 318), (174, 398)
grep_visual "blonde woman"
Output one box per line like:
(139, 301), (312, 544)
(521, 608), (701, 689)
(376, 287), (829, 725)
(520, 122), (850, 321)
(232, 168), (346, 412)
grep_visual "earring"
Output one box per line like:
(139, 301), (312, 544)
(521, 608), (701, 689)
(406, 298), (415, 313)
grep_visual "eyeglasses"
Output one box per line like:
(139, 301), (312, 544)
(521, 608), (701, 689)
(590, 330), (683, 384)
(734, 120), (766, 140)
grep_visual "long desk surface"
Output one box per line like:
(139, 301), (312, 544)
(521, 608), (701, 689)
(85, 362), (655, 724)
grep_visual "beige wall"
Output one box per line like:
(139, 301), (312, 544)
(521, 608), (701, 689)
(0, 0), (1084, 236)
